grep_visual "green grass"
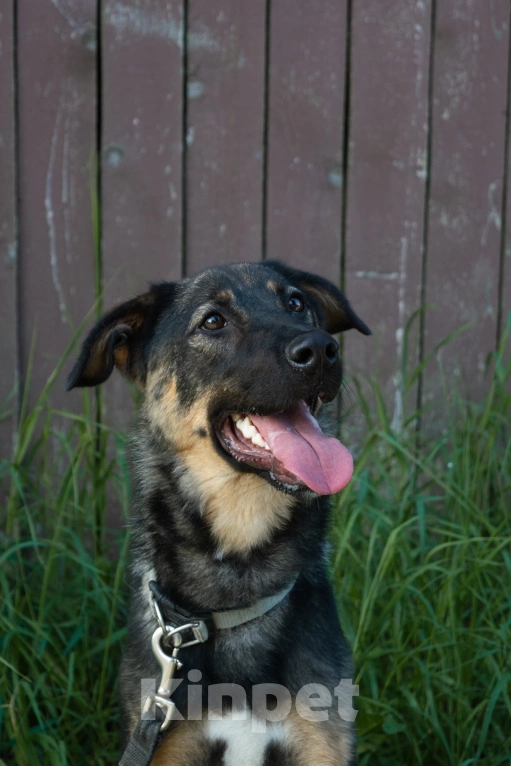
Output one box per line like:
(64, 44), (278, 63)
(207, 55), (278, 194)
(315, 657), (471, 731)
(1, 329), (510, 764)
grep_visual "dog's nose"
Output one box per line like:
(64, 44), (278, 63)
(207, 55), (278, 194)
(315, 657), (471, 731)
(285, 331), (339, 370)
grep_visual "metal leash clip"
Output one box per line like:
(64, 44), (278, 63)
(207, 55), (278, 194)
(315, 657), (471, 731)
(144, 596), (209, 731)
(142, 626), (183, 731)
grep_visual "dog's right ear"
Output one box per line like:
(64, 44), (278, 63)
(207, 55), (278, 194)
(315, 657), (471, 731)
(262, 261), (371, 336)
(65, 283), (174, 390)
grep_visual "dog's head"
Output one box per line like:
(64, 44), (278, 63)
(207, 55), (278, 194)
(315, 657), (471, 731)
(67, 262), (370, 499)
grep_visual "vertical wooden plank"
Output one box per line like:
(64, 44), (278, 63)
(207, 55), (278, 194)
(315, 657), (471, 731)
(501, 240), (511, 345)
(0, 0), (17, 460)
(265, 0), (347, 283)
(501, 42), (511, 349)
(503, 176), (511, 344)
(344, 0), (431, 429)
(185, 0), (266, 274)
(17, 0), (97, 409)
(102, 0), (183, 298)
(101, 0), (184, 429)
(423, 2), (509, 409)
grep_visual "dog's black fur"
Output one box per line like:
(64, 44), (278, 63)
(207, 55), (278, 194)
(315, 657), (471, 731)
(67, 261), (370, 765)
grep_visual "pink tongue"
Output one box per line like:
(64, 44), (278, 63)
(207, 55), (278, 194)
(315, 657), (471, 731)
(250, 401), (353, 495)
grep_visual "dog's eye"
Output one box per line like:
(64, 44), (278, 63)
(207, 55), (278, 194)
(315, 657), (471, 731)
(201, 313), (226, 331)
(288, 294), (305, 312)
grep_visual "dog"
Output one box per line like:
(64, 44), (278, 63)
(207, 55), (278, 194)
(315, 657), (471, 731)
(67, 261), (370, 765)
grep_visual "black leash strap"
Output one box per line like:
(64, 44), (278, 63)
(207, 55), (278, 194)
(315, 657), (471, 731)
(119, 583), (210, 765)
(118, 718), (162, 766)
(148, 580), (212, 629)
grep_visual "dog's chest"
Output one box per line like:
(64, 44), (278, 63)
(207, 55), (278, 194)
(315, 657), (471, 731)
(206, 717), (287, 765)
(151, 716), (289, 765)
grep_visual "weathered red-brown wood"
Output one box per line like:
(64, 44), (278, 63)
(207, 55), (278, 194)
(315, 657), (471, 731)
(5, 0), (511, 457)
(503, 217), (511, 348)
(501, 88), (511, 352)
(101, 0), (184, 431)
(501, 247), (511, 349)
(344, 0), (432, 430)
(0, 0), (17, 461)
(265, 0), (348, 282)
(185, 0), (266, 274)
(17, 0), (97, 411)
(101, 0), (183, 297)
(423, 1), (509, 410)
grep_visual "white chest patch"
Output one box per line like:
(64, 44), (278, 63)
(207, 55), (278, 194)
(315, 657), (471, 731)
(206, 715), (288, 766)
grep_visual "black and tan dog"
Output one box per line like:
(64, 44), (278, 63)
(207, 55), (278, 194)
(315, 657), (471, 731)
(67, 261), (370, 765)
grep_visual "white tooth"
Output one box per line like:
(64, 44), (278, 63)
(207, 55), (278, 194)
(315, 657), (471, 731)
(239, 419), (254, 438)
(232, 413), (241, 422)
(236, 417), (250, 436)
(251, 433), (268, 449)
(235, 416), (270, 450)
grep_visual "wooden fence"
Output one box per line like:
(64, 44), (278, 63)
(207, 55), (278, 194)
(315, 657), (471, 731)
(1, 0), (510, 457)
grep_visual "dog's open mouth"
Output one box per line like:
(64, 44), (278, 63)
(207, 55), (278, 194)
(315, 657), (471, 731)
(216, 400), (353, 495)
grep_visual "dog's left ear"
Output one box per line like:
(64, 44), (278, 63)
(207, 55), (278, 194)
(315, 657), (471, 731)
(263, 261), (371, 335)
(66, 283), (174, 390)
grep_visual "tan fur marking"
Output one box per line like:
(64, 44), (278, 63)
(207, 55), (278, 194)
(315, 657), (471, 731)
(188, 456), (293, 554)
(266, 280), (279, 294)
(215, 289), (234, 303)
(145, 376), (294, 554)
(287, 708), (354, 766)
(150, 721), (203, 765)
(122, 310), (147, 329)
(113, 344), (129, 374)
(305, 286), (343, 330)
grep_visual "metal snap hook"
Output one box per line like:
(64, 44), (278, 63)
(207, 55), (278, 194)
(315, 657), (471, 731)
(151, 627), (183, 696)
(142, 692), (181, 732)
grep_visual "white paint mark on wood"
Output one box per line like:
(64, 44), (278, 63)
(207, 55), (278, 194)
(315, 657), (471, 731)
(489, 0), (505, 40)
(45, 100), (67, 324)
(62, 110), (73, 265)
(353, 271), (400, 281)
(6, 242), (17, 266)
(50, 0), (78, 29)
(188, 27), (221, 52)
(327, 169), (342, 188)
(105, 3), (183, 45)
(391, 236), (408, 434)
(105, 3), (219, 51)
(415, 148), (427, 180)
(50, 0), (92, 37)
(481, 180), (501, 246)
(188, 81), (204, 99)
(61, 113), (70, 206)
